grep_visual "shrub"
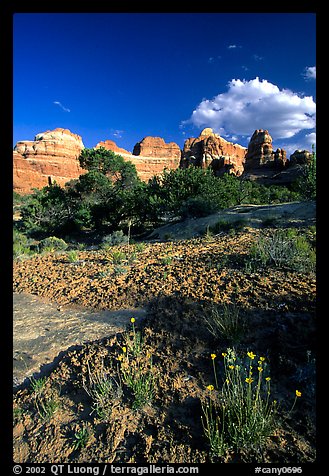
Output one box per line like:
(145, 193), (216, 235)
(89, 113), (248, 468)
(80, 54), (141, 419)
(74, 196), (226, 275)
(246, 228), (316, 273)
(208, 218), (247, 235)
(179, 196), (219, 219)
(13, 229), (34, 259)
(246, 228), (316, 272)
(204, 303), (246, 344)
(101, 230), (129, 248)
(83, 361), (122, 421)
(38, 236), (68, 253)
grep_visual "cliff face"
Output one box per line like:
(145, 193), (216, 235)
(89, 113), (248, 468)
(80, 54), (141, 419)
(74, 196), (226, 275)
(181, 128), (247, 176)
(13, 128), (85, 194)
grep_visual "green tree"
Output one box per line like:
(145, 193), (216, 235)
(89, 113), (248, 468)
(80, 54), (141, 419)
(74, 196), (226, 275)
(293, 145), (316, 200)
(78, 147), (138, 188)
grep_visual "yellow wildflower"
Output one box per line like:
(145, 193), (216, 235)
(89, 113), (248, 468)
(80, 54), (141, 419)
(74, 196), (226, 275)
(247, 351), (256, 360)
(260, 356), (265, 362)
(258, 366), (263, 372)
(296, 390), (302, 397)
(131, 317), (136, 323)
(211, 353), (217, 360)
(265, 377), (271, 382)
(122, 346), (127, 353)
(222, 352), (227, 357)
(245, 377), (254, 384)
(117, 355), (124, 361)
(206, 385), (214, 391)
(229, 365), (235, 370)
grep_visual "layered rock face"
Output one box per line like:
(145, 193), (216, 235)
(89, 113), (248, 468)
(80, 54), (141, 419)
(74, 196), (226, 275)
(244, 129), (288, 170)
(13, 128), (85, 194)
(132, 136), (181, 160)
(181, 128), (247, 176)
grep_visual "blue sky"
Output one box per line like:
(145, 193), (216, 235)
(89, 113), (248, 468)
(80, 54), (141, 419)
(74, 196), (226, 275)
(13, 13), (316, 156)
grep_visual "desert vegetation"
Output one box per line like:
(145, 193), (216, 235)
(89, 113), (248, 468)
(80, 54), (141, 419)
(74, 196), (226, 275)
(13, 148), (316, 464)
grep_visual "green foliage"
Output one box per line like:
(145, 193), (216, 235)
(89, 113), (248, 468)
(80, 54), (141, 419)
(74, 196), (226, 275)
(204, 303), (246, 344)
(13, 229), (34, 259)
(101, 230), (129, 248)
(293, 146), (316, 201)
(72, 426), (90, 451)
(202, 349), (277, 459)
(38, 236), (68, 253)
(19, 184), (78, 235)
(67, 250), (79, 262)
(83, 361), (122, 421)
(179, 196), (219, 219)
(78, 147), (138, 187)
(18, 154), (306, 238)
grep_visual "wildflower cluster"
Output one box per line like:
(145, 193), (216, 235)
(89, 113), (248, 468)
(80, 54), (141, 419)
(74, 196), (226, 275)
(202, 349), (277, 458)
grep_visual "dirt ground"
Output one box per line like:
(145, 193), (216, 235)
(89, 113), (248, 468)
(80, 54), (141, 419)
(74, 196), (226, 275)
(13, 216), (316, 464)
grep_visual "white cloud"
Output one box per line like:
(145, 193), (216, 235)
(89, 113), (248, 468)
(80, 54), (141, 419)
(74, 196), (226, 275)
(112, 129), (124, 138)
(280, 132), (316, 156)
(183, 77), (316, 142)
(227, 44), (241, 49)
(303, 66), (316, 80)
(53, 101), (70, 112)
(305, 132), (316, 147)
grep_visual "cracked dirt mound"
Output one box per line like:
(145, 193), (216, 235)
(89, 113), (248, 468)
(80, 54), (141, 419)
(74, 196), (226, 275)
(13, 223), (316, 463)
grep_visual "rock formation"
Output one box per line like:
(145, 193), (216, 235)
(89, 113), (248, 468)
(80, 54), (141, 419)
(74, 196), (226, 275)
(181, 128), (247, 176)
(13, 128), (85, 194)
(14, 126), (306, 195)
(244, 129), (288, 170)
(13, 130), (183, 194)
(95, 140), (130, 156)
(132, 136), (182, 160)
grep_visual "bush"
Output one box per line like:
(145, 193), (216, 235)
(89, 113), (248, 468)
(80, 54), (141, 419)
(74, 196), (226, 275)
(292, 146), (316, 201)
(179, 196), (219, 219)
(38, 236), (68, 253)
(13, 229), (34, 259)
(246, 228), (316, 273)
(101, 230), (129, 248)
